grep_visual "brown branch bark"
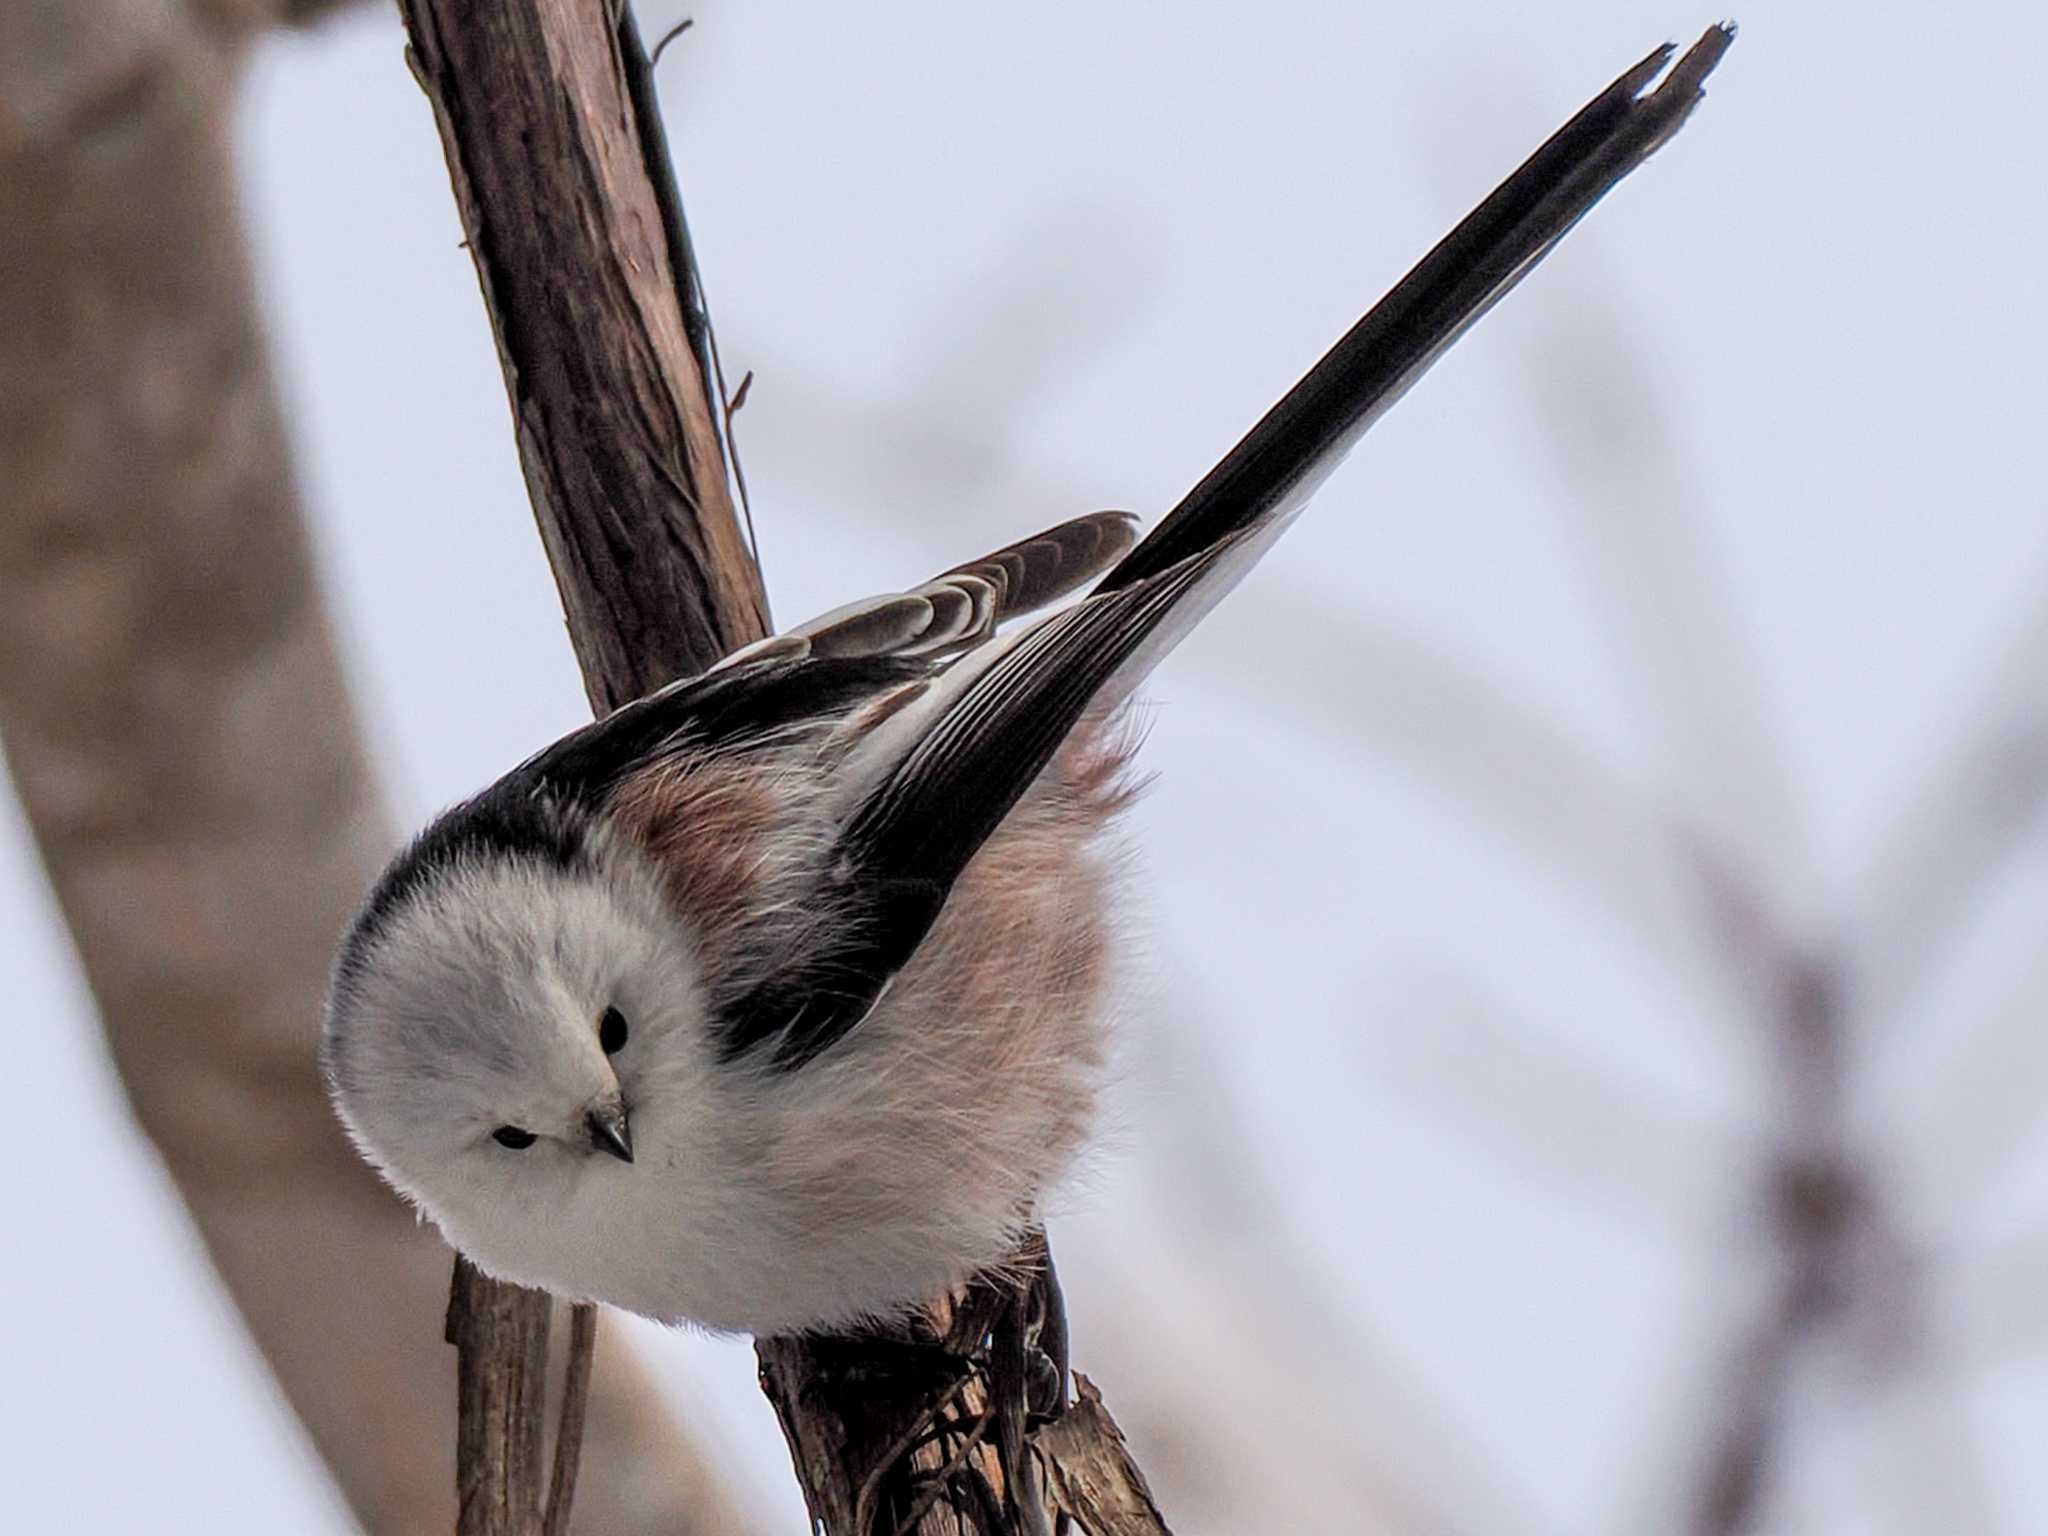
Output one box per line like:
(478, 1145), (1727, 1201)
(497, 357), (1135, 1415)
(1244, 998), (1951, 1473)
(544, 1304), (603, 1536)
(448, 1258), (556, 1535)
(397, 0), (769, 713)
(0, 2), (753, 1532)
(391, 1), (1166, 1530)
(395, 0), (770, 1524)
(1038, 1379), (1174, 1535)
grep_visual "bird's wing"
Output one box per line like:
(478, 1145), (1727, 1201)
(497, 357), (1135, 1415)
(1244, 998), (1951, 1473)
(708, 510), (1139, 672)
(716, 26), (1735, 1071)
(518, 515), (1135, 1064)
(520, 512), (1136, 803)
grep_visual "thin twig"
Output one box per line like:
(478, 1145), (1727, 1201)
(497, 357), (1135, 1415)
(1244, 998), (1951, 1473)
(444, 1259), (553, 1536)
(853, 1372), (979, 1536)
(541, 1304), (600, 1536)
(618, 6), (767, 597)
(397, 0), (768, 1528)
(892, 1409), (998, 1536)
(650, 15), (693, 66)
(705, 298), (763, 576)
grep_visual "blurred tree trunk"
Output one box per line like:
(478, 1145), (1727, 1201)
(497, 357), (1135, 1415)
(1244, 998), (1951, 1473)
(0, 2), (750, 1531)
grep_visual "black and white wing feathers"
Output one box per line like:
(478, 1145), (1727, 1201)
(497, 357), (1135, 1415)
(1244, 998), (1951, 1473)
(711, 510), (1139, 670)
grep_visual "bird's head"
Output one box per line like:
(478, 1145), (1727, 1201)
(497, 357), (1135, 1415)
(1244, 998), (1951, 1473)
(321, 804), (708, 1285)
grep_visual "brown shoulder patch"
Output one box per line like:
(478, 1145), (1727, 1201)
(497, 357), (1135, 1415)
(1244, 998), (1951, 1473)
(605, 753), (789, 968)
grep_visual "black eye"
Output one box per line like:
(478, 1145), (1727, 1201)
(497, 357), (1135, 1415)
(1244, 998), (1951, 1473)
(492, 1126), (537, 1150)
(599, 1006), (629, 1055)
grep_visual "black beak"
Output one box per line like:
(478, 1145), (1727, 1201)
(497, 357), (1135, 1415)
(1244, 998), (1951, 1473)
(586, 1100), (634, 1163)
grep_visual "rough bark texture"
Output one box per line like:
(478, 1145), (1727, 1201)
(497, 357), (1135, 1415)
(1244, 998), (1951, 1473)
(0, 1), (751, 1532)
(1037, 1379), (1174, 1536)
(398, 0), (769, 715)
(391, 0), (1169, 1529)
(447, 1258), (555, 1536)
(396, 0), (771, 1525)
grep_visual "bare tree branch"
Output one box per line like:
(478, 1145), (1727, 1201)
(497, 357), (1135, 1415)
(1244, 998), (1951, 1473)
(447, 1258), (554, 1535)
(389, 1), (1160, 1529)
(394, 0), (771, 1526)
(544, 1304), (602, 1536)
(399, 0), (769, 712)
(1038, 1378), (1171, 1535)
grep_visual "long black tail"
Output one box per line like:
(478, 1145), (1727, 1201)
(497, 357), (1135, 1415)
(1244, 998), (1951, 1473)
(1100, 23), (1735, 593)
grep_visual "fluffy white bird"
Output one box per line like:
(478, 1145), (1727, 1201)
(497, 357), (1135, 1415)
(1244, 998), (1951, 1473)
(323, 29), (1732, 1334)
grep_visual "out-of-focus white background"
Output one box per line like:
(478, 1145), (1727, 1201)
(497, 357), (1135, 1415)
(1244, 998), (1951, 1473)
(7, 2), (2048, 1530)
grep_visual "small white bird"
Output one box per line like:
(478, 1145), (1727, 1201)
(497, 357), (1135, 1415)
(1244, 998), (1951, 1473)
(324, 30), (1731, 1334)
